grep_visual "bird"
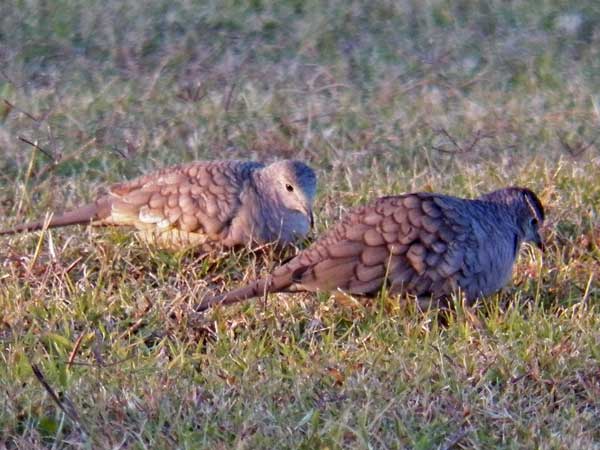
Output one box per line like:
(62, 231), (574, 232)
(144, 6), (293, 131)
(0, 159), (317, 251)
(197, 186), (545, 311)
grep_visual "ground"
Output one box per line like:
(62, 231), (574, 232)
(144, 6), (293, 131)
(0, 0), (599, 448)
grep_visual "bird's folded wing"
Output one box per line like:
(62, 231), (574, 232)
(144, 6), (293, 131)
(277, 194), (477, 298)
(197, 193), (482, 310)
(104, 162), (247, 244)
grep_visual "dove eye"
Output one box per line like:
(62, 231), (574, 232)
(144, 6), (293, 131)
(285, 184), (294, 192)
(530, 217), (538, 227)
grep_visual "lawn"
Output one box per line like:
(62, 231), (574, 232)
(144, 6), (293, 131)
(0, 0), (599, 448)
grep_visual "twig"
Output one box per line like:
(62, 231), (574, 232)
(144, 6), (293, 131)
(221, 45), (257, 113)
(67, 333), (86, 370)
(30, 363), (88, 436)
(557, 131), (598, 158)
(64, 256), (83, 275)
(117, 300), (153, 341)
(60, 354), (137, 368)
(176, 82), (207, 103)
(0, 69), (17, 86)
(142, 51), (175, 102)
(92, 329), (105, 367)
(432, 128), (493, 154)
(222, 80), (238, 113)
(4, 99), (41, 122)
(441, 426), (471, 450)
(18, 136), (55, 161)
(35, 137), (96, 179)
(110, 145), (129, 159)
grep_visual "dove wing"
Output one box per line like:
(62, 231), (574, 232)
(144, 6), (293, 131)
(261, 193), (481, 298)
(105, 160), (261, 249)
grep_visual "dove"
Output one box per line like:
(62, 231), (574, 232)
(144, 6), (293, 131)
(197, 187), (544, 311)
(0, 159), (317, 251)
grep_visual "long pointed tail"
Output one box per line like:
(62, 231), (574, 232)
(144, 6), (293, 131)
(197, 269), (297, 312)
(0, 199), (111, 235)
(197, 277), (273, 312)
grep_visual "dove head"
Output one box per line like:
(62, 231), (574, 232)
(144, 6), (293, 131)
(254, 160), (317, 244)
(480, 187), (545, 251)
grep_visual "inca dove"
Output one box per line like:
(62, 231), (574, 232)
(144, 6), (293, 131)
(0, 160), (317, 251)
(197, 187), (544, 310)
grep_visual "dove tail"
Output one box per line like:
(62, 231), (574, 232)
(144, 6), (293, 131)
(197, 271), (294, 312)
(196, 278), (272, 311)
(0, 198), (112, 235)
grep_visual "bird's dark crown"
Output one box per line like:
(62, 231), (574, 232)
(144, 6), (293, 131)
(479, 187), (545, 222)
(288, 160), (316, 184)
(276, 160), (317, 198)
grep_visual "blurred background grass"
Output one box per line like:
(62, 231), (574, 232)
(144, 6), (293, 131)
(1, 0), (599, 448)
(2, 0), (600, 181)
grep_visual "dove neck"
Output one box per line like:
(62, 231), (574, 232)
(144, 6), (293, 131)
(479, 187), (534, 212)
(474, 190), (527, 243)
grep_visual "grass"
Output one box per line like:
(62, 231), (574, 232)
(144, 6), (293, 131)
(1, 0), (600, 448)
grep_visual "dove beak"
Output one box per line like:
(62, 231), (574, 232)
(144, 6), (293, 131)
(297, 202), (314, 229)
(534, 231), (545, 252)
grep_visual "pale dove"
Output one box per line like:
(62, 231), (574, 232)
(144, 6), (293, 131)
(198, 187), (544, 310)
(0, 160), (317, 251)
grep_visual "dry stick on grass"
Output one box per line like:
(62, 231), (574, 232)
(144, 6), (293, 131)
(441, 426), (472, 450)
(4, 99), (42, 122)
(222, 80), (238, 113)
(431, 128), (493, 155)
(67, 333), (87, 370)
(18, 136), (55, 161)
(11, 97), (109, 175)
(110, 145), (129, 159)
(12, 95), (95, 178)
(4, 99), (55, 123)
(175, 45), (223, 103)
(557, 131), (598, 159)
(0, 69), (19, 87)
(92, 330), (105, 367)
(428, 128), (494, 174)
(176, 81), (208, 103)
(117, 300), (153, 341)
(142, 50), (177, 102)
(18, 136), (97, 180)
(30, 362), (89, 437)
(59, 355), (137, 368)
(63, 256), (83, 275)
